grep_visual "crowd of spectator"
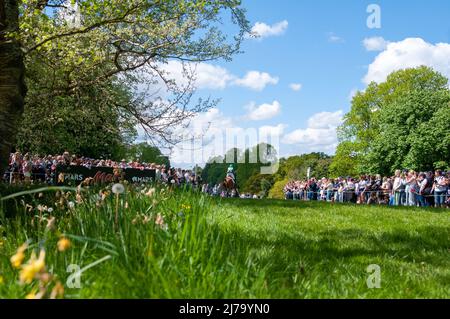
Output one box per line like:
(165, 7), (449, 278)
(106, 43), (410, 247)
(4, 152), (449, 208)
(284, 170), (450, 208)
(3, 151), (202, 187)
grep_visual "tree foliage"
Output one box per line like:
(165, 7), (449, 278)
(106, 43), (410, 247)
(336, 66), (450, 175)
(16, 79), (137, 159)
(126, 142), (170, 167)
(274, 153), (332, 181)
(0, 0), (249, 168)
(18, 0), (249, 144)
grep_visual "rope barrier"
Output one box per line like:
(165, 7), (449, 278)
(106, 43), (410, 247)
(283, 189), (449, 198)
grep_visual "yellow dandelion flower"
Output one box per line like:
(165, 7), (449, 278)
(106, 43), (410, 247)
(25, 289), (45, 299)
(57, 237), (71, 252)
(10, 243), (28, 269)
(25, 292), (37, 299)
(20, 264), (37, 284)
(181, 204), (192, 211)
(19, 250), (46, 284)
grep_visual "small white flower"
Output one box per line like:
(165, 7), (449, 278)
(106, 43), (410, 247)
(68, 201), (75, 209)
(112, 183), (125, 194)
(47, 207), (54, 213)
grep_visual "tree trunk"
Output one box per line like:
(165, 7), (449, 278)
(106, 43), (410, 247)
(0, 0), (25, 171)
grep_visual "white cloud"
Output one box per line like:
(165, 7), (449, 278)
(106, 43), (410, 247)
(328, 32), (344, 43)
(250, 20), (288, 40)
(282, 110), (344, 154)
(289, 83), (303, 91)
(364, 38), (450, 84)
(233, 71), (279, 91)
(259, 124), (287, 139)
(168, 108), (288, 167)
(246, 100), (282, 121)
(307, 110), (344, 129)
(168, 108), (234, 166)
(161, 61), (233, 90)
(161, 61), (278, 92)
(363, 36), (389, 51)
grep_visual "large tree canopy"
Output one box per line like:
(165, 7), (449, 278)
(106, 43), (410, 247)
(0, 0), (249, 168)
(16, 80), (137, 159)
(335, 66), (450, 175)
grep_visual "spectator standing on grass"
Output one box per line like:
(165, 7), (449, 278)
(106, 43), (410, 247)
(326, 178), (334, 202)
(405, 170), (417, 207)
(446, 172), (450, 207)
(425, 171), (435, 207)
(308, 178), (318, 201)
(393, 170), (405, 206)
(319, 178), (326, 201)
(357, 175), (367, 204)
(381, 177), (391, 195)
(345, 178), (356, 203)
(417, 173), (429, 207)
(10, 152), (22, 184)
(284, 182), (293, 200)
(22, 154), (32, 184)
(336, 178), (345, 203)
(433, 170), (448, 208)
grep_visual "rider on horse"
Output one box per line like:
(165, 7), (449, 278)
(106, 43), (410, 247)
(221, 164), (238, 197)
(226, 164), (236, 184)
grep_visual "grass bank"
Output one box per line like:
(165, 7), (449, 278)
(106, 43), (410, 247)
(0, 185), (448, 298)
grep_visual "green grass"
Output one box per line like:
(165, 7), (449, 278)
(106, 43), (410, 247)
(0, 185), (449, 298)
(213, 199), (450, 298)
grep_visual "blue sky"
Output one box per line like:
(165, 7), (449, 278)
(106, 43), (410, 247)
(167, 0), (450, 166)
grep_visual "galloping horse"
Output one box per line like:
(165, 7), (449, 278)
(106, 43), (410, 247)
(221, 175), (239, 198)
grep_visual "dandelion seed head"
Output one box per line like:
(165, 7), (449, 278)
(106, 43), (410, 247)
(112, 183), (125, 194)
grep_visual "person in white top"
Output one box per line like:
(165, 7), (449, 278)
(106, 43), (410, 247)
(392, 170), (406, 206)
(405, 170), (418, 207)
(434, 170), (448, 208)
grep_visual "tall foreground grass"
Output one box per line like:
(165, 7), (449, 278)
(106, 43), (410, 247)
(0, 184), (449, 298)
(0, 185), (269, 298)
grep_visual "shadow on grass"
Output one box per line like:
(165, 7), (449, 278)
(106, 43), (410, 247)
(217, 197), (449, 214)
(216, 222), (450, 274)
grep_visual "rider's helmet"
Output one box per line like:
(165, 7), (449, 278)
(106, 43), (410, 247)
(227, 165), (234, 173)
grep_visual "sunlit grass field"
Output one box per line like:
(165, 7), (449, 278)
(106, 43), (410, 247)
(0, 185), (449, 298)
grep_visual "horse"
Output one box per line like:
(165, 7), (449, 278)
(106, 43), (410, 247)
(220, 176), (239, 198)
